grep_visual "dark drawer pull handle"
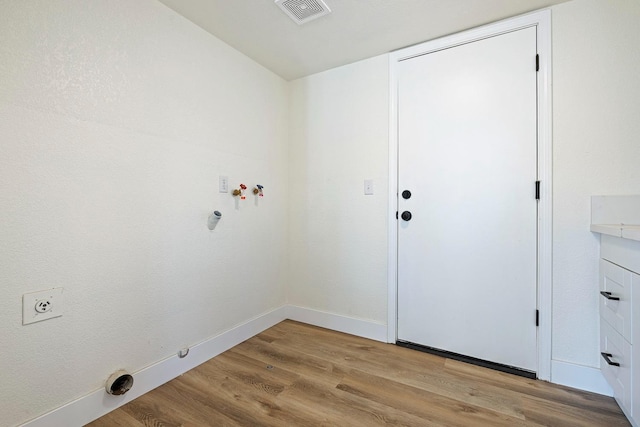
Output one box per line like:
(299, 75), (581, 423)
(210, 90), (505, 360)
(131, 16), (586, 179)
(600, 291), (620, 301)
(601, 352), (620, 367)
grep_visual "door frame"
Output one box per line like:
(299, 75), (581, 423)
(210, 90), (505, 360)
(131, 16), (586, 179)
(387, 10), (552, 380)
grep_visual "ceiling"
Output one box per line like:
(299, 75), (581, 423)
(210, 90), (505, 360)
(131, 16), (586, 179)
(157, 0), (570, 81)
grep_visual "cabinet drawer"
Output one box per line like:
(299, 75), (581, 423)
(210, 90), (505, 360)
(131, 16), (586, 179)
(600, 318), (632, 413)
(600, 259), (632, 342)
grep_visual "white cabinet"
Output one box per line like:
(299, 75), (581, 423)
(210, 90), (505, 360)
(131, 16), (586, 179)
(633, 272), (640, 423)
(598, 234), (640, 426)
(591, 195), (640, 426)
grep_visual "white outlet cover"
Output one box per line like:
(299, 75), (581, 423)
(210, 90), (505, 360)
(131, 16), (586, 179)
(23, 288), (63, 325)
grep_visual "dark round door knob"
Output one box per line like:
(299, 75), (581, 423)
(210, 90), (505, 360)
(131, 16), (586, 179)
(402, 190), (412, 200)
(401, 211), (412, 221)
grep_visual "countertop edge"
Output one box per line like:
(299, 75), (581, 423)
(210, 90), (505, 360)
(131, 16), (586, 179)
(591, 224), (640, 241)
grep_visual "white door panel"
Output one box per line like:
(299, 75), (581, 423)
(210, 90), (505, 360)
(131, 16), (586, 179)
(397, 27), (538, 372)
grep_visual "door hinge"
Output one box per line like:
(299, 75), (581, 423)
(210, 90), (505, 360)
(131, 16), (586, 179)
(536, 54), (540, 72)
(535, 181), (541, 200)
(536, 309), (539, 327)
(396, 211), (398, 220)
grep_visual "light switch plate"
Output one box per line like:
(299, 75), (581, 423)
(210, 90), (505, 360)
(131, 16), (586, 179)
(23, 288), (64, 325)
(219, 175), (229, 193)
(364, 179), (374, 195)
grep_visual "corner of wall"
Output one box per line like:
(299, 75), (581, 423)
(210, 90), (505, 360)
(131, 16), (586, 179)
(550, 359), (612, 396)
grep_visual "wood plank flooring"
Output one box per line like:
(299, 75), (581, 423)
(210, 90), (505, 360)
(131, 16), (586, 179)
(87, 320), (629, 426)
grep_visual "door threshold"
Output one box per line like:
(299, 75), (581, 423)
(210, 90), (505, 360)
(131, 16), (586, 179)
(396, 340), (537, 379)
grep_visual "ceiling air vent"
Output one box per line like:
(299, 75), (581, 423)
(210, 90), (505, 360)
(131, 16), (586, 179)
(275, 0), (332, 25)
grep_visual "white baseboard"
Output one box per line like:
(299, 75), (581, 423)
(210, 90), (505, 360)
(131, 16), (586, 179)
(20, 306), (288, 427)
(285, 305), (388, 342)
(550, 359), (613, 396)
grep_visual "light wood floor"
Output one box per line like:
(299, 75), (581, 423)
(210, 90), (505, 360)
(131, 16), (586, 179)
(88, 320), (629, 426)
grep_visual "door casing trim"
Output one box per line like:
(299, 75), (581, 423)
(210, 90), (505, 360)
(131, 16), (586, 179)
(387, 9), (552, 381)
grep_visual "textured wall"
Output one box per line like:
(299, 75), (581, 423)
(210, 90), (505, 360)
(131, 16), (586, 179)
(4, 0), (640, 424)
(0, 1), (289, 425)
(551, 0), (640, 366)
(288, 55), (389, 323)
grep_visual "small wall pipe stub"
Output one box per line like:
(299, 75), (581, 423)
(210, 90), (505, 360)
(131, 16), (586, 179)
(207, 211), (222, 230)
(105, 370), (134, 396)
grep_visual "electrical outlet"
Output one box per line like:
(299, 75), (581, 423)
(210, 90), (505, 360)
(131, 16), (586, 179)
(23, 288), (63, 325)
(219, 175), (229, 193)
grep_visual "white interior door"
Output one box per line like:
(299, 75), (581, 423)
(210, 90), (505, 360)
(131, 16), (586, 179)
(396, 27), (538, 372)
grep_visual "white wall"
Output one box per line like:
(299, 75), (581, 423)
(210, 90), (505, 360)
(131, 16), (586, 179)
(288, 0), (640, 382)
(4, 0), (640, 424)
(288, 55), (389, 324)
(0, 1), (289, 426)
(551, 0), (640, 367)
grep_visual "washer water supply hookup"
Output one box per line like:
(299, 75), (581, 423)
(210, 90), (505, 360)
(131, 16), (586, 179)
(233, 184), (247, 200)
